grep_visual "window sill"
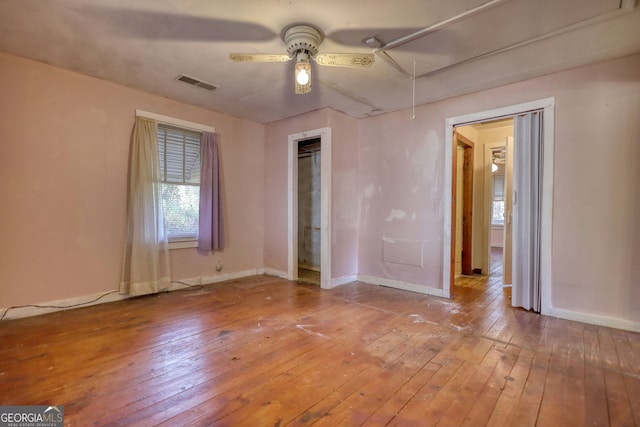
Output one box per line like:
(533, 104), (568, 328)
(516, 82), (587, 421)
(168, 240), (198, 250)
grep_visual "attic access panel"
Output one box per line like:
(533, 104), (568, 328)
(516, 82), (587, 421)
(384, 0), (623, 77)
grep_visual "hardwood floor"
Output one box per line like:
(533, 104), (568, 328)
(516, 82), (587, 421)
(297, 267), (320, 286)
(1, 261), (638, 426)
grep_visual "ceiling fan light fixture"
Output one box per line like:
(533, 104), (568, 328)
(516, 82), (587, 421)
(295, 60), (310, 85)
(294, 53), (311, 94)
(229, 23), (374, 95)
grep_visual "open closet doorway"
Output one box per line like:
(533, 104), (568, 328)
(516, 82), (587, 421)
(297, 138), (321, 285)
(288, 127), (332, 289)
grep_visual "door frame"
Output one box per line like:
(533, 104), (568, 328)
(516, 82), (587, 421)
(502, 136), (514, 285)
(483, 140), (510, 283)
(442, 98), (554, 316)
(451, 131), (474, 283)
(288, 127), (332, 288)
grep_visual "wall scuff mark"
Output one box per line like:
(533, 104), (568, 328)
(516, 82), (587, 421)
(385, 209), (407, 222)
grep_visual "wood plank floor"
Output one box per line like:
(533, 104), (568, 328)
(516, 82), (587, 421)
(1, 258), (639, 425)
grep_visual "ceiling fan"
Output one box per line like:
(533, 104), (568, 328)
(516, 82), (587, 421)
(230, 23), (375, 94)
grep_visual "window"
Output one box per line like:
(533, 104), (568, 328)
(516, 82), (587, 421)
(157, 124), (202, 241)
(492, 174), (505, 226)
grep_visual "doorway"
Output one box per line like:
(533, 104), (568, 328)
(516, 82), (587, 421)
(488, 145), (509, 284)
(288, 127), (332, 289)
(452, 119), (513, 294)
(297, 138), (321, 285)
(452, 131), (475, 280)
(443, 98), (555, 315)
(488, 138), (515, 286)
(480, 120), (514, 286)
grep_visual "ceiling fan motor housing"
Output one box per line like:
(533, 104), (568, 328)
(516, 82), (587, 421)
(283, 24), (323, 57)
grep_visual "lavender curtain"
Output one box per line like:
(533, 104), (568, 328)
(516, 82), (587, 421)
(198, 132), (225, 251)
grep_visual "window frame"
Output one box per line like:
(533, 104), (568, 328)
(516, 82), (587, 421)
(135, 110), (215, 249)
(491, 173), (505, 227)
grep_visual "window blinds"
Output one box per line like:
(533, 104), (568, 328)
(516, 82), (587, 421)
(156, 124), (202, 241)
(157, 125), (201, 185)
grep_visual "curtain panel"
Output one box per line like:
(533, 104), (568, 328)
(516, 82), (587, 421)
(120, 117), (171, 296)
(198, 132), (225, 252)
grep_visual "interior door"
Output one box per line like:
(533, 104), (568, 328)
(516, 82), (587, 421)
(450, 130), (475, 293)
(503, 136), (514, 285)
(512, 111), (543, 312)
(461, 143), (474, 276)
(452, 132), (474, 279)
(455, 147), (463, 276)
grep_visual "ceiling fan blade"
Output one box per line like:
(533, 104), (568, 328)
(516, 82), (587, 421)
(77, 7), (278, 42)
(229, 53), (292, 63)
(314, 53), (375, 68)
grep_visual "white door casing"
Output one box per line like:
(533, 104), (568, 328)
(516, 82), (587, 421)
(288, 127), (332, 288)
(443, 98), (554, 316)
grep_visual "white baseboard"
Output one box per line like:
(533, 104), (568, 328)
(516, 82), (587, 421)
(173, 268), (264, 288)
(330, 275), (358, 288)
(16, 272), (637, 333)
(357, 275), (445, 297)
(262, 268), (289, 279)
(1, 291), (129, 321)
(549, 307), (640, 333)
(1, 268), (265, 321)
(261, 269), (356, 288)
(298, 263), (320, 272)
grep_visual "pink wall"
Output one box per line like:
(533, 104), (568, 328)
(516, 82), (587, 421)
(327, 109), (359, 279)
(0, 52), (265, 308)
(358, 53), (640, 323)
(263, 109), (360, 280)
(263, 109), (330, 273)
(358, 108), (446, 288)
(2, 48), (638, 327)
(549, 55), (639, 321)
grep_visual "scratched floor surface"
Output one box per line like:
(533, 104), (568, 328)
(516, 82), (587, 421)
(0, 262), (638, 426)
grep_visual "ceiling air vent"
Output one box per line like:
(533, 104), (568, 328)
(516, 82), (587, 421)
(176, 74), (218, 91)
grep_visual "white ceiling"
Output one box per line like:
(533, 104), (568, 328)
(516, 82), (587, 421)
(1, 0), (639, 124)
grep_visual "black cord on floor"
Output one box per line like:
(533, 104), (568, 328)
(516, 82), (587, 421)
(0, 281), (207, 322)
(171, 281), (204, 290)
(0, 280), (210, 322)
(0, 290), (120, 322)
